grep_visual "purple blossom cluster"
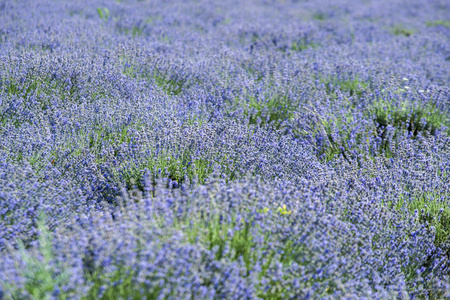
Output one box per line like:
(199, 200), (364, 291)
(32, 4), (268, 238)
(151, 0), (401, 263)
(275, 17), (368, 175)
(1, 0), (449, 298)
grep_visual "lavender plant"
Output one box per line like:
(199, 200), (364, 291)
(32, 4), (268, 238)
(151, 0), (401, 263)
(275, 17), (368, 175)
(1, 0), (450, 298)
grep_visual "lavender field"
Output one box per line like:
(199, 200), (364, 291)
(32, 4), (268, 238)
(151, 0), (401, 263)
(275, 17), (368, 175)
(0, 0), (449, 298)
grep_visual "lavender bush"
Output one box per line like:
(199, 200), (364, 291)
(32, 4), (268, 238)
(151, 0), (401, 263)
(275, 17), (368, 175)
(1, 0), (449, 298)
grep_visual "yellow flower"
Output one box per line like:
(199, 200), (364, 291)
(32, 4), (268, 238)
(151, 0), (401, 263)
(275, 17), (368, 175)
(258, 205), (291, 215)
(277, 205), (291, 215)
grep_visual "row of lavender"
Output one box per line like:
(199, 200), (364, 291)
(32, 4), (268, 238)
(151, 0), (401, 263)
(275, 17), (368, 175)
(0, 0), (449, 298)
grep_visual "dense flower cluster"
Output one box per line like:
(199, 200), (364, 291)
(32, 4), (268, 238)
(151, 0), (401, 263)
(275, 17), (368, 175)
(1, 0), (449, 298)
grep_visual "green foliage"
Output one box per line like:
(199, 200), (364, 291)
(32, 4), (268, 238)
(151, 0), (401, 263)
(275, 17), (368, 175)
(119, 25), (144, 37)
(184, 213), (257, 270)
(152, 69), (186, 95)
(87, 122), (144, 157)
(323, 76), (369, 99)
(244, 93), (295, 129)
(369, 99), (450, 138)
(97, 7), (110, 21)
(388, 192), (450, 248)
(3, 214), (72, 299)
(312, 12), (326, 21)
(131, 26), (144, 37)
(186, 115), (205, 127)
(122, 64), (137, 78)
(117, 153), (215, 190)
(115, 148), (242, 191)
(177, 207), (315, 299)
(81, 205), (306, 299)
(380, 190), (450, 291)
(362, 95), (449, 162)
(50, 121), (143, 164)
(18, 121), (145, 183)
(426, 20), (450, 28)
(391, 25), (415, 37)
(301, 97), (371, 163)
(82, 267), (163, 300)
(106, 137), (241, 194)
(290, 38), (319, 52)
(1, 78), (40, 98)
(122, 65), (188, 96)
(313, 95), (450, 163)
(337, 77), (368, 98)
(320, 113), (364, 162)
(0, 73), (83, 108)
